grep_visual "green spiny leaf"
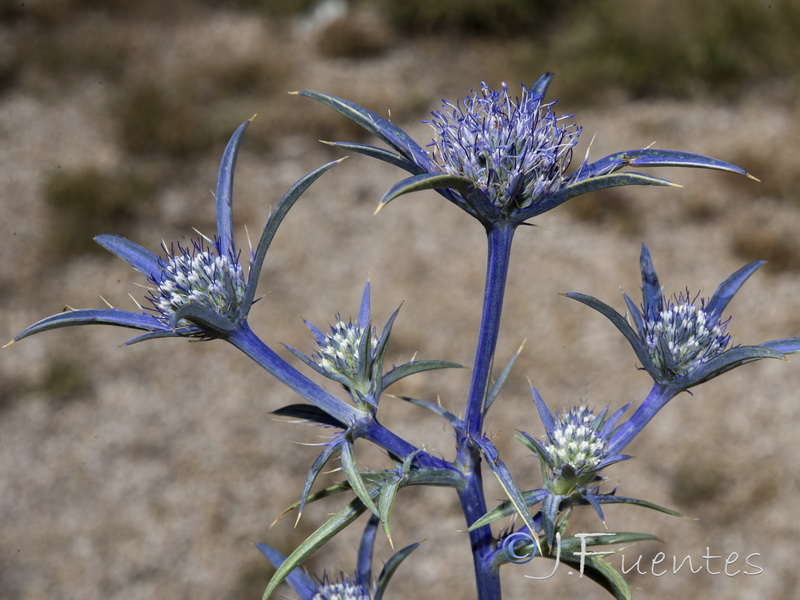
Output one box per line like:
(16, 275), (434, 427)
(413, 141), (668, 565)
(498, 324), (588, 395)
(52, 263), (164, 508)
(378, 476), (402, 546)
(341, 440), (380, 517)
(484, 341), (524, 416)
(262, 496), (369, 599)
(381, 360), (462, 392)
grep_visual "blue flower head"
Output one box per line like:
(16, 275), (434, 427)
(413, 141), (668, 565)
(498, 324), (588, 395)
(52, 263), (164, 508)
(285, 283), (460, 412)
(145, 238), (247, 337)
(513, 387), (632, 544)
(307, 283), (380, 400)
(286, 283), (388, 410)
(316, 320), (377, 377)
(642, 290), (731, 379)
(310, 575), (369, 600)
(313, 318), (377, 384)
(568, 244), (800, 392)
(544, 406), (608, 482)
(297, 73), (754, 226)
(425, 82), (581, 212)
(522, 388), (630, 496)
(474, 385), (688, 549)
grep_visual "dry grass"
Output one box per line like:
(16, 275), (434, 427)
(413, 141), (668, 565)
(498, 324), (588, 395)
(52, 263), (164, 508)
(2, 2), (800, 599)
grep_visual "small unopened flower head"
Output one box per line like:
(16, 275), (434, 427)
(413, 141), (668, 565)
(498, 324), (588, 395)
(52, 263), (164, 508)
(148, 238), (246, 333)
(426, 82), (581, 209)
(545, 405), (607, 473)
(313, 576), (370, 600)
(315, 319), (377, 381)
(643, 292), (731, 377)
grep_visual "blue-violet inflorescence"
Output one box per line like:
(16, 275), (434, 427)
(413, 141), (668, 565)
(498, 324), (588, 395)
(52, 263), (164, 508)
(426, 82), (581, 210)
(567, 244), (796, 391)
(643, 291), (730, 378)
(298, 72), (756, 227)
(148, 239), (246, 334)
(311, 576), (369, 600)
(313, 318), (378, 383)
(13, 72), (800, 600)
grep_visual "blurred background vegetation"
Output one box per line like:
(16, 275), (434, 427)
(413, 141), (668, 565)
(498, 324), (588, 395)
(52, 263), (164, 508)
(5, 0), (798, 97)
(2, 1), (799, 599)
(3, 0), (798, 263)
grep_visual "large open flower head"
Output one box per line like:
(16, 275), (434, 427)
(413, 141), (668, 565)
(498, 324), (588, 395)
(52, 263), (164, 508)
(298, 72), (754, 226)
(426, 82), (581, 211)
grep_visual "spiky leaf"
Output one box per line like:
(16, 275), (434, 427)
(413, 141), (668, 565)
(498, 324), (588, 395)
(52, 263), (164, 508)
(341, 440), (380, 517)
(261, 496), (370, 599)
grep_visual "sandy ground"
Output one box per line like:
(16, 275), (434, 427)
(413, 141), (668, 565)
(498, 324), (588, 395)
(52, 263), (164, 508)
(2, 5), (800, 600)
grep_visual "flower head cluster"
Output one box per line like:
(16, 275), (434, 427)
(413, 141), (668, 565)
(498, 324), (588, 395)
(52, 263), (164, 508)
(312, 576), (369, 600)
(12, 118), (343, 351)
(426, 82), (581, 210)
(643, 292), (730, 378)
(11, 121), (260, 345)
(567, 244), (796, 391)
(313, 318), (378, 382)
(513, 387), (632, 543)
(528, 398), (629, 497)
(147, 239), (246, 334)
(545, 405), (607, 475)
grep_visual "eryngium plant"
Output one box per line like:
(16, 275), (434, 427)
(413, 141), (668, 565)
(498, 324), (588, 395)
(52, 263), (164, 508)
(9, 73), (800, 600)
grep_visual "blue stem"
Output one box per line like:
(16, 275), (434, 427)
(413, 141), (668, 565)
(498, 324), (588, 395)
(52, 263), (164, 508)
(362, 418), (447, 469)
(457, 445), (501, 600)
(456, 223), (516, 600)
(465, 224), (516, 436)
(228, 323), (433, 466)
(607, 382), (678, 455)
(229, 323), (359, 424)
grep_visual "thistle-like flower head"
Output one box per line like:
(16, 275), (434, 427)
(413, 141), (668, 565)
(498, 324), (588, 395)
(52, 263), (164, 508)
(146, 238), (247, 337)
(567, 244), (800, 391)
(425, 82), (581, 211)
(643, 290), (731, 378)
(312, 576), (369, 600)
(475, 385), (688, 547)
(512, 386), (632, 544)
(545, 405), (608, 477)
(522, 389), (630, 496)
(298, 72), (754, 227)
(284, 282), (460, 412)
(287, 283), (388, 408)
(314, 318), (378, 384)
